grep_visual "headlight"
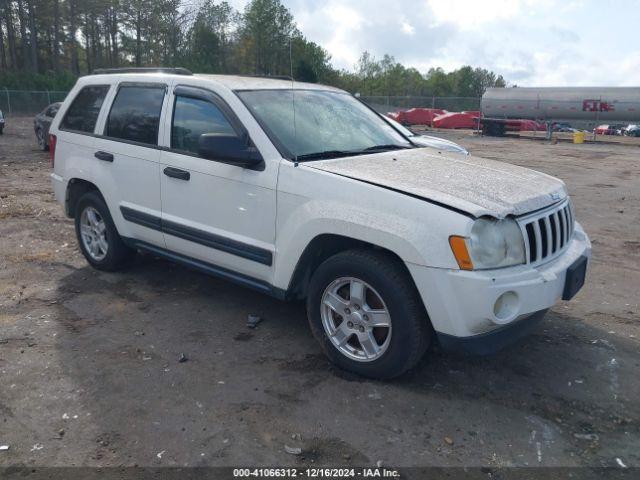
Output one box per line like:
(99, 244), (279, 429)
(449, 217), (525, 270)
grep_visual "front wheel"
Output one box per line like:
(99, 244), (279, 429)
(306, 250), (431, 379)
(74, 191), (135, 271)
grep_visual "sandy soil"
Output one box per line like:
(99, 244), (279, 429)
(0, 117), (638, 472)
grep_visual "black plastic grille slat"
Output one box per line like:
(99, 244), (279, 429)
(526, 222), (537, 262)
(538, 218), (548, 258)
(558, 208), (566, 246)
(550, 213), (558, 253)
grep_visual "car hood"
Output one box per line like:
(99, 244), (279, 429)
(410, 134), (469, 155)
(308, 148), (567, 218)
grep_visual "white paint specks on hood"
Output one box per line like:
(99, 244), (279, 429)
(308, 148), (567, 218)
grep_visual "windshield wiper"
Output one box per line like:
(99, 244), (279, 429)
(296, 150), (356, 161)
(360, 144), (412, 152)
(296, 145), (411, 162)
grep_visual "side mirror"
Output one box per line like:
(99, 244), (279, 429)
(198, 133), (264, 170)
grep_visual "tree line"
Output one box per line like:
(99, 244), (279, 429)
(0, 0), (506, 97)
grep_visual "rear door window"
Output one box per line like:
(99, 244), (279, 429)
(106, 85), (166, 146)
(60, 85), (110, 133)
(171, 95), (236, 155)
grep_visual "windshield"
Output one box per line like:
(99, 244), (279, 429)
(237, 89), (412, 160)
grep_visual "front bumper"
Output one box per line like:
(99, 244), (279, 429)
(437, 309), (548, 355)
(408, 222), (591, 348)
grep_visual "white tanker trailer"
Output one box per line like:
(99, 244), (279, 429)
(480, 87), (640, 136)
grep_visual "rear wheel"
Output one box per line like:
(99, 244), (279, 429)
(74, 191), (134, 271)
(306, 250), (431, 379)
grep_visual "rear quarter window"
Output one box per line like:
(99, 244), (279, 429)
(60, 85), (110, 133)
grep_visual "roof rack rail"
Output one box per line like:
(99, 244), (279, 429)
(240, 74), (294, 81)
(92, 67), (193, 76)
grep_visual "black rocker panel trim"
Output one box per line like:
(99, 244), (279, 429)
(123, 238), (285, 299)
(120, 205), (162, 230)
(119, 206), (273, 266)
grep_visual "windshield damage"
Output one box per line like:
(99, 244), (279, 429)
(236, 89), (414, 161)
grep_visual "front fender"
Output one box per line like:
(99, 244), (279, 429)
(272, 162), (471, 290)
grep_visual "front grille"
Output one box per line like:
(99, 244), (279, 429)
(518, 199), (574, 265)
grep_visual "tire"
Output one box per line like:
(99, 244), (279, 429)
(306, 249), (431, 379)
(74, 191), (135, 271)
(36, 127), (48, 151)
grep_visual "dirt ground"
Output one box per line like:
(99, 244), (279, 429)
(0, 116), (639, 471)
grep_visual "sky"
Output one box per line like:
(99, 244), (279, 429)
(225, 0), (640, 87)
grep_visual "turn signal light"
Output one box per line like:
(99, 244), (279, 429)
(449, 236), (474, 271)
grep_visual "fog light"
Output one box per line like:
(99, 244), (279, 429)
(493, 291), (519, 322)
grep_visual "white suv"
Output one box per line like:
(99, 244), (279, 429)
(49, 68), (591, 379)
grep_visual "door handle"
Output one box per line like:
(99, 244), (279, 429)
(163, 167), (190, 181)
(94, 151), (114, 162)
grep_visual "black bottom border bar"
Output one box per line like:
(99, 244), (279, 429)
(0, 467), (636, 480)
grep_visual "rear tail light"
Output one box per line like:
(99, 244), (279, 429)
(49, 134), (57, 167)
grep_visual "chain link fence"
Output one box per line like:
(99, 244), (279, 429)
(0, 90), (70, 115)
(4, 91), (639, 126)
(360, 96), (482, 115)
(0, 91), (483, 117)
(360, 96), (640, 133)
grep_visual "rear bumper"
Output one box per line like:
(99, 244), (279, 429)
(50, 173), (66, 207)
(408, 222), (591, 342)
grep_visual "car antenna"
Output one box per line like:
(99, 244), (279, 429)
(289, 36), (299, 167)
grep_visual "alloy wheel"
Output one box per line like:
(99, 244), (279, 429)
(80, 206), (109, 261)
(320, 277), (392, 362)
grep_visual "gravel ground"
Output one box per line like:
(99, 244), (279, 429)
(0, 117), (638, 471)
